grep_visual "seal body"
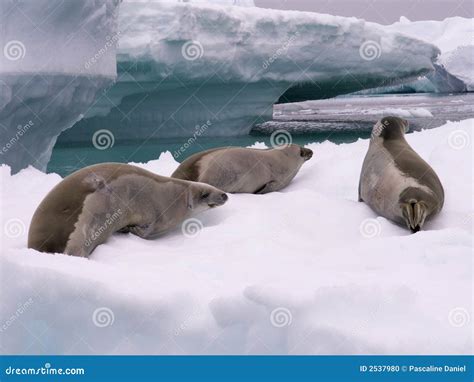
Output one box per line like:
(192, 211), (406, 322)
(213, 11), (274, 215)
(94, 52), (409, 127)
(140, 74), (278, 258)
(28, 163), (228, 257)
(171, 144), (313, 194)
(358, 116), (444, 232)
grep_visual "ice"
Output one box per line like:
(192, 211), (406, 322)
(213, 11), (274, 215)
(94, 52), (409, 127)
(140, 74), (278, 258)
(1, 119), (472, 354)
(56, 0), (440, 145)
(0, 0), (121, 173)
(1, 1), (469, 174)
(380, 17), (474, 92)
(361, 107), (433, 118)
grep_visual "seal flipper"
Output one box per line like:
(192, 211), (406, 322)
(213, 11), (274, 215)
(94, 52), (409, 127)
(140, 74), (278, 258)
(358, 180), (363, 202)
(401, 201), (427, 233)
(254, 181), (277, 194)
(128, 224), (155, 239)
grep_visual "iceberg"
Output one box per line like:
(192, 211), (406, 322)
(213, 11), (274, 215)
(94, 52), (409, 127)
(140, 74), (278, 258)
(1, 0), (453, 173)
(56, 0), (440, 145)
(0, 0), (121, 173)
(363, 17), (473, 94)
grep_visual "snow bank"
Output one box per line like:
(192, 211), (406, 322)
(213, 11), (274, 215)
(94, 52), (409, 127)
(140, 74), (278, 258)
(56, 0), (439, 144)
(1, 120), (472, 355)
(0, 0), (121, 173)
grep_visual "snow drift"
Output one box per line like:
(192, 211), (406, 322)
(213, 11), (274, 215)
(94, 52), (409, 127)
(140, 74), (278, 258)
(1, 120), (472, 355)
(0, 0), (121, 173)
(56, 0), (440, 145)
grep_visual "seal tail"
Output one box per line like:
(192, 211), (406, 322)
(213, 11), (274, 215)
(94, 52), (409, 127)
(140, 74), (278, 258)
(401, 201), (428, 233)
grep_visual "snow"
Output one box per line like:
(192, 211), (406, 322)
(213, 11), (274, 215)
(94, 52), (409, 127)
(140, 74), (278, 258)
(387, 17), (474, 91)
(56, 0), (440, 145)
(1, 120), (472, 355)
(0, 0), (121, 173)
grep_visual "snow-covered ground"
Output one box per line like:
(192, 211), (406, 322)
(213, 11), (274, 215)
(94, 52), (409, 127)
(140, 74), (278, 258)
(1, 120), (472, 355)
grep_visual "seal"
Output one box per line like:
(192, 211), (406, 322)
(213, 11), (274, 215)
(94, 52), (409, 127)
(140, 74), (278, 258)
(358, 116), (444, 232)
(171, 144), (313, 193)
(28, 163), (228, 257)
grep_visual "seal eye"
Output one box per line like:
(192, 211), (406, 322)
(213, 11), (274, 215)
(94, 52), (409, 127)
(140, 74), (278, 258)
(201, 192), (210, 199)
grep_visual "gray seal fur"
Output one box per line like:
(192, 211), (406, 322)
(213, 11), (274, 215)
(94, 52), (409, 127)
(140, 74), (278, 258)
(358, 116), (444, 232)
(171, 144), (313, 194)
(28, 163), (228, 257)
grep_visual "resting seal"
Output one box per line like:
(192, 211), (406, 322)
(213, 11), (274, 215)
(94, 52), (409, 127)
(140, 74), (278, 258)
(358, 116), (444, 232)
(171, 144), (313, 193)
(28, 163), (228, 257)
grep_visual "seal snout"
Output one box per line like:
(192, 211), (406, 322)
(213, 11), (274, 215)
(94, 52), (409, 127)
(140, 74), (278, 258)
(208, 192), (228, 208)
(300, 147), (313, 161)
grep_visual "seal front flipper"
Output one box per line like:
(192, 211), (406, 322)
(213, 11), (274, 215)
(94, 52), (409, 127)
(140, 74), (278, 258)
(254, 181), (277, 194)
(117, 226), (131, 234)
(127, 224), (155, 239)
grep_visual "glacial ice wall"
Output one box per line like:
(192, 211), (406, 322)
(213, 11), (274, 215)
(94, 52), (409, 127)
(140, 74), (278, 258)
(57, 0), (440, 144)
(0, 0), (121, 173)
